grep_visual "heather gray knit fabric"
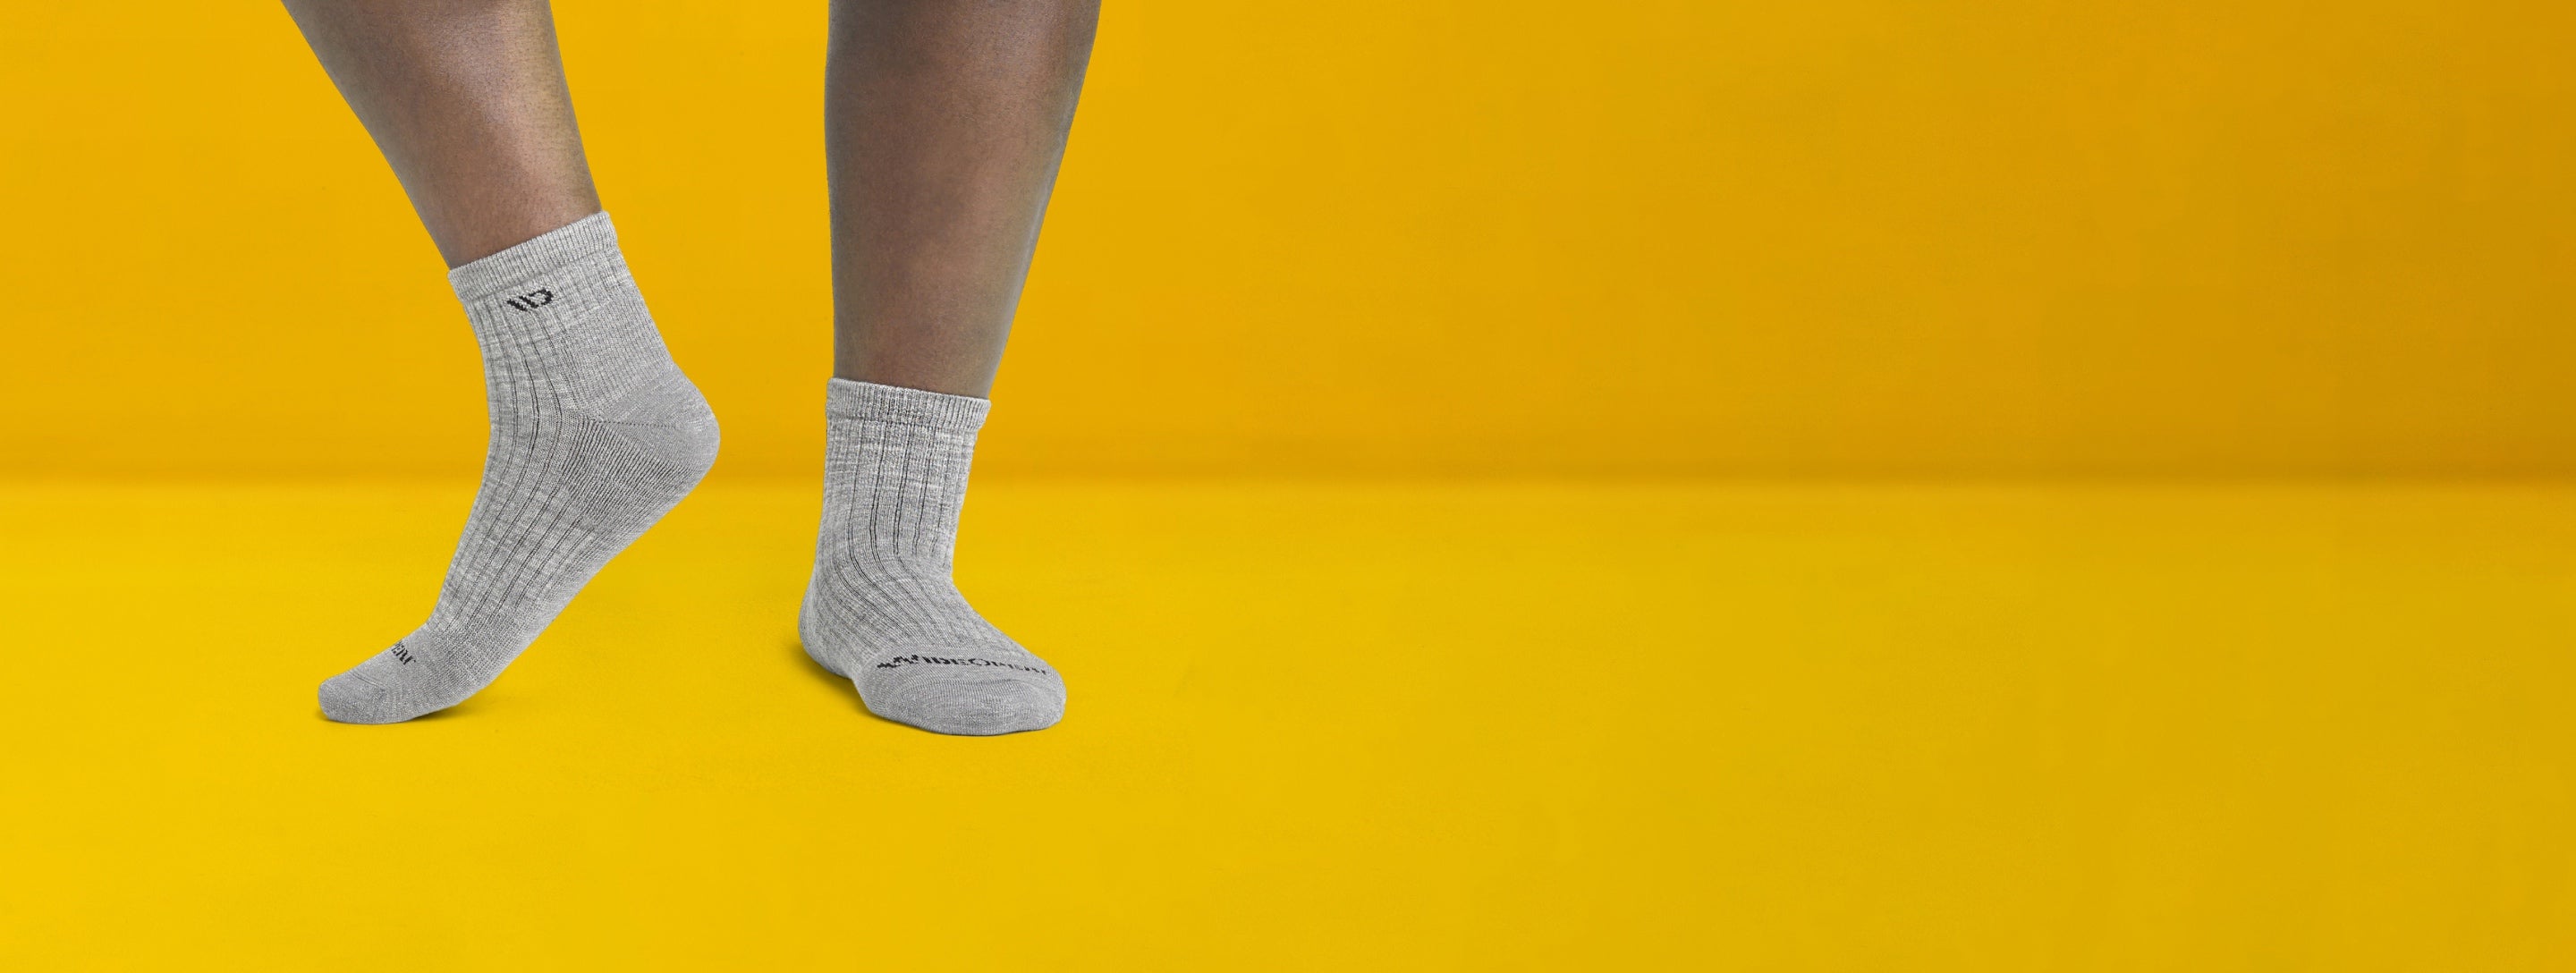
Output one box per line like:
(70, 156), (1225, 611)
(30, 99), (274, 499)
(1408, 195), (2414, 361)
(319, 213), (719, 723)
(801, 379), (1064, 735)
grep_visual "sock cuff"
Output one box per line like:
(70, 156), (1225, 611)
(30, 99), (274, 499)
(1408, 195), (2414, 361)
(446, 212), (620, 300)
(826, 378), (990, 431)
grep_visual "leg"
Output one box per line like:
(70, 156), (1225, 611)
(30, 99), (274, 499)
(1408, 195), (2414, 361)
(282, 0), (598, 267)
(284, 0), (719, 723)
(801, 0), (1099, 734)
(827, 0), (1100, 397)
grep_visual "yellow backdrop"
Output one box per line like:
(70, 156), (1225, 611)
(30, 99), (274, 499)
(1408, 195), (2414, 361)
(8, 6), (2576, 970)
(4, 1), (2575, 478)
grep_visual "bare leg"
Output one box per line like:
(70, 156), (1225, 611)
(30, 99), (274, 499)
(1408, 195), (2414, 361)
(282, 0), (598, 267)
(827, 0), (1101, 396)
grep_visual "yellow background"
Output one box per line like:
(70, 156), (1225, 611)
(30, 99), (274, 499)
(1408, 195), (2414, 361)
(8, 2), (2576, 478)
(8, 2), (2576, 970)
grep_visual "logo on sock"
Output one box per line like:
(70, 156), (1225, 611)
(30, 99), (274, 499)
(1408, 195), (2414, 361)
(871, 654), (1053, 676)
(505, 289), (556, 312)
(389, 643), (416, 665)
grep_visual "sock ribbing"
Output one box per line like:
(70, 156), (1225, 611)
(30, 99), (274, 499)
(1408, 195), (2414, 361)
(800, 378), (1064, 735)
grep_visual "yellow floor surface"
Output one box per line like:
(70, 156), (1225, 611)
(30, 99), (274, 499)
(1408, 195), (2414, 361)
(3, 480), (2573, 969)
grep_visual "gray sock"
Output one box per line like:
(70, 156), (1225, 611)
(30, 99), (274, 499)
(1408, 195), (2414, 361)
(800, 379), (1065, 735)
(319, 213), (720, 723)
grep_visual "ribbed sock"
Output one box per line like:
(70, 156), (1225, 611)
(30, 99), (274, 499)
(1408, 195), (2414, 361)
(800, 379), (1065, 735)
(318, 213), (720, 723)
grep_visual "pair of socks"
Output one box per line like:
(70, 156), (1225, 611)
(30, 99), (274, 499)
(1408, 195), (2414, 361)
(317, 213), (1062, 735)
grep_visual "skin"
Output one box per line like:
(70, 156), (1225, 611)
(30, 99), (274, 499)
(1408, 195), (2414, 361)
(826, 0), (1098, 395)
(283, 0), (1101, 397)
(281, 0), (600, 269)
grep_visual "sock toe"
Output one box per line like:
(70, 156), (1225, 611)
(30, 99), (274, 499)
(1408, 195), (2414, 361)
(866, 672), (1064, 736)
(318, 671), (402, 724)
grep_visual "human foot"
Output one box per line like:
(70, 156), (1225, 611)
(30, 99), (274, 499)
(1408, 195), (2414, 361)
(798, 379), (1063, 735)
(319, 215), (719, 723)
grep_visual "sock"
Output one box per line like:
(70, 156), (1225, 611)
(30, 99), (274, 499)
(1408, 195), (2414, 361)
(800, 379), (1065, 735)
(318, 213), (720, 723)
